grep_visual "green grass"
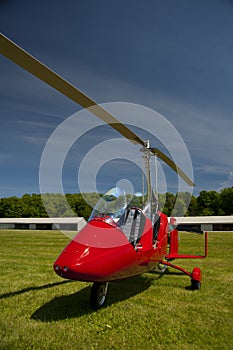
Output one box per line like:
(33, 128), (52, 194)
(0, 230), (232, 350)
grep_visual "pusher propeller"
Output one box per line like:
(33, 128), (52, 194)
(0, 33), (194, 186)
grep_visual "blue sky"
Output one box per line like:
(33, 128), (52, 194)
(0, 0), (233, 198)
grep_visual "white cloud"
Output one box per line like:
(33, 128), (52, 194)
(218, 171), (233, 190)
(20, 135), (48, 146)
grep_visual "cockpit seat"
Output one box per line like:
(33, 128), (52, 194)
(122, 208), (146, 247)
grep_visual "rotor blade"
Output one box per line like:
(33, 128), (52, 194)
(150, 148), (195, 186)
(0, 33), (143, 146)
(0, 33), (194, 186)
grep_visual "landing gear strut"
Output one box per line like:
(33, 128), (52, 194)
(90, 282), (109, 309)
(160, 261), (202, 290)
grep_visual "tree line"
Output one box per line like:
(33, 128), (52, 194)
(0, 187), (232, 221)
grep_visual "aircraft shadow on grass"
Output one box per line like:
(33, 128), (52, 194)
(31, 275), (153, 322)
(31, 270), (191, 322)
(0, 280), (72, 300)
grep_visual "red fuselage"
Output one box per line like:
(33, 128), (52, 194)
(54, 211), (168, 282)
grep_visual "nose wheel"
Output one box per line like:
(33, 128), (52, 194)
(90, 282), (109, 309)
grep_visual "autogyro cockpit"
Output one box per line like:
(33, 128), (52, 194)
(88, 187), (156, 246)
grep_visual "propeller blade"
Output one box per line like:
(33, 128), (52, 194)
(0, 33), (143, 146)
(0, 33), (194, 186)
(150, 148), (194, 186)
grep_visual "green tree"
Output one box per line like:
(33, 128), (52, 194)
(172, 197), (187, 217)
(220, 187), (233, 215)
(0, 196), (23, 217)
(197, 190), (220, 215)
(187, 195), (198, 216)
(163, 192), (176, 216)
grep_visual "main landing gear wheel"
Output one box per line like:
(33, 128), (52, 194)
(191, 279), (201, 290)
(90, 282), (109, 309)
(191, 267), (201, 290)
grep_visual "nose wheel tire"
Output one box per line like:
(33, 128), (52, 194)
(90, 282), (109, 309)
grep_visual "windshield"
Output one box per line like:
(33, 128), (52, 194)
(89, 187), (128, 222)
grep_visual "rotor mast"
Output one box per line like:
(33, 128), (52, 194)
(141, 140), (152, 199)
(140, 141), (154, 219)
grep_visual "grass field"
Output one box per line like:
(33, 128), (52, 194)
(0, 229), (232, 350)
